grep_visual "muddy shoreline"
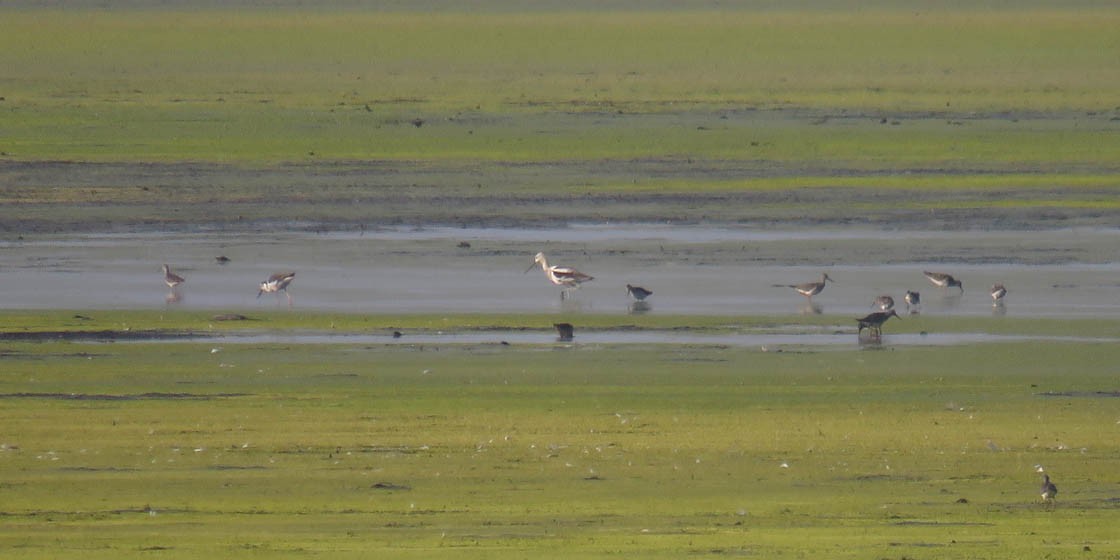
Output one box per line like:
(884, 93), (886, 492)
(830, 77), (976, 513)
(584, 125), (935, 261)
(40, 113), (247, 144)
(3, 160), (1118, 235)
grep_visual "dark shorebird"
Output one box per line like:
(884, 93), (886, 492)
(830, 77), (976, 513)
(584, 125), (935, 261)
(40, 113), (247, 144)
(162, 264), (185, 289)
(1040, 474), (1058, 503)
(525, 252), (594, 299)
(215, 255), (231, 265)
(775, 273), (834, 303)
(258, 272), (296, 306)
(990, 283), (1008, 304)
(856, 310), (900, 338)
(904, 290), (921, 310)
(553, 322), (574, 341)
(872, 295), (895, 311)
(626, 284), (653, 301)
(923, 271), (964, 292)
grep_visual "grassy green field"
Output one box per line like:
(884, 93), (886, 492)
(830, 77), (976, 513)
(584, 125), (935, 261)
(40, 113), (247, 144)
(2, 5), (1119, 231)
(2, 310), (1119, 558)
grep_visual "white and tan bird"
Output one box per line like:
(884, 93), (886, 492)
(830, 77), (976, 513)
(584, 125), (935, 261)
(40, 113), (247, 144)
(162, 264), (185, 290)
(775, 273), (834, 303)
(525, 252), (594, 298)
(258, 272), (296, 305)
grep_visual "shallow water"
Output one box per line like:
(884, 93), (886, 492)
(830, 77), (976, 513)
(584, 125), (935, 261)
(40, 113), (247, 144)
(2, 226), (1118, 318)
(111, 330), (1119, 349)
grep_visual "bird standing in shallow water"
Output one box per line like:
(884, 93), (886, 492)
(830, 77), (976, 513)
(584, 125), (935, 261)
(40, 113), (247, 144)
(990, 283), (1008, 305)
(626, 284), (652, 301)
(525, 252), (594, 299)
(776, 273), (834, 303)
(923, 271), (964, 292)
(162, 264), (185, 289)
(904, 290), (921, 312)
(1040, 474), (1058, 503)
(856, 309), (900, 339)
(258, 272), (296, 306)
(872, 295), (895, 311)
(553, 322), (575, 341)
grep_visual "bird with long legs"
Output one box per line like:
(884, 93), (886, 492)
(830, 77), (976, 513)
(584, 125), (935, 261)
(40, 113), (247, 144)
(872, 295), (895, 311)
(162, 264), (185, 304)
(856, 309), (900, 340)
(258, 272), (296, 306)
(923, 271), (964, 292)
(904, 290), (921, 313)
(990, 283), (1008, 305)
(1040, 473), (1058, 504)
(775, 273), (834, 303)
(626, 284), (652, 301)
(525, 252), (594, 299)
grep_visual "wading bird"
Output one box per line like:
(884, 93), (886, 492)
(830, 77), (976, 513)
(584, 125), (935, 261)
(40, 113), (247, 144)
(990, 283), (1008, 304)
(923, 271), (964, 292)
(626, 284), (653, 301)
(162, 264), (185, 289)
(1040, 474), (1058, 503)
(554, 322), (574, 341)
(872, 295), (895, 311)
(258, 272), (296, 306)
(775, 273), (834, 303)
(525, 252), (594, 299)
(904, 290), (921, 311)
(856, 309), (900, 339)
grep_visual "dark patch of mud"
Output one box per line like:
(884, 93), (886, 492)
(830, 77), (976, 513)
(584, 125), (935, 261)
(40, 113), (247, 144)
(1036, 391), (1120, 398)
(0, 392), (248, 401)
(0, 330), (209, 342)
(3, 159), (1119, 235)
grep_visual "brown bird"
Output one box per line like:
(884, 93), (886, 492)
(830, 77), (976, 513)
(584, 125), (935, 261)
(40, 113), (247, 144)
(1040, 474), (1058, 503)
(923, 271), (963, 292)
(856, 310), (900, 338)
(775, 273), (834, 302)
(162, 264), (185, 289)
(553, 322), (574, 341)
(990, 283), (1008, 304)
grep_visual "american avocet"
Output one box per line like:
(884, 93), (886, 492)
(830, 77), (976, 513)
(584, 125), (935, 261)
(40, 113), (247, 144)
(525, 252), (594, 298)
(258, 272), (296, 305)
(775, 273), (833, 303)
(872, 295), (895, 311)
(162, 264), (185, 289)
(923, 271), (964, 292)
(1040, 474), (1058, 503)
(904, 290), (921, 309)
(990, 283), (1008, 304)
(626, 284), (653, 301)
(856, 309), (900, 338)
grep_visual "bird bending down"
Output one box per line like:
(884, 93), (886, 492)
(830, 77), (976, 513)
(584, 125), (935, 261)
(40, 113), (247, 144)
(626, 284), (653, 301)
(258, 272), (296, 306)
(872, 295), (895, 311)
(162, 264), (185, 289)
(554, 322), (575, 341)
(776, 273), (834, 302)
(923, 271), (964, 292)
(1040, 474), (1058, 503)
(990, 283), (1008, 304)
(856, 310), (900, 338)
(525, 252), (594, 298)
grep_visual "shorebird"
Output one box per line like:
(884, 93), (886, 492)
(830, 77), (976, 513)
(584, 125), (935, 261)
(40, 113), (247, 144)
(923, 271), (964, 292)
(904, 290), (921, 309)
(258, 272), (296, 305)
(525, 252), (594, 298)
(1040, 474), (1058, 503)
(872, 295), (895, 311)
(775, 273), (834, 303)
(215, 255), (231, 265)
(162, 264), (185, 289)
(554, 322), (575, 341)
(856, 310), (900, 338)
(990, 283), (1008, 304)
(626, 284), (653, 301)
